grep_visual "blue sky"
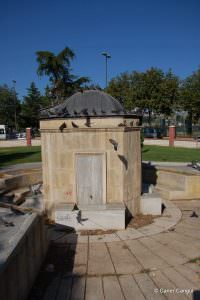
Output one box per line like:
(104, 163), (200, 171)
(0, 0), (199, 99)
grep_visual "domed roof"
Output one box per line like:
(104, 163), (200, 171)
(40, 90), (129, 119)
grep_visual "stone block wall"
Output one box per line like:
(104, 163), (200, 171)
(40, 117), (141, 219)
(0, 214), (49, 300)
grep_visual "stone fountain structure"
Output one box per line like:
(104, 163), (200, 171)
(40, 90), (142, 229)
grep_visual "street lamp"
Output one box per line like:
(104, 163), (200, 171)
(102, 52), (111, 88)
(12, 80), (17, 131)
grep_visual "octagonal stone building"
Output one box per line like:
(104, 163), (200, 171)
(40, 90), (142, 229)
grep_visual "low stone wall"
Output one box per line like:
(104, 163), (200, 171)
(0, 213), (50, 300)
(0, 170), (42, 190)
(144, 138), (200, 149)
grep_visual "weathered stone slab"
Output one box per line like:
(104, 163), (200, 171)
(139, 237), (188, 266)
(73, 243), (88, 276)
(137, 224), (165, 236)
(88, 243), (115, 275)
(116, 228), (144, 240)
(152, 233), (200, 260)
(107, 241), (142, 274)
(85, 277), (104, 300)
(141, 194), (162, 215)
(55, 205), (125, 230)
(162, 267), (198, 291)
(125, 240), (169, 270)
(174, 265), (200, 288)
(43, 276), (61, 300)
(134, 273), (166, 300)
(149, 270), (187, 300)
(89, 233), (120, 243)
(71, 276), (86, 300)
(56, 277), (72, 300)
(103, 275), (124, 300)
(119, 275), (145, 300)
(185, 263), (200, 274)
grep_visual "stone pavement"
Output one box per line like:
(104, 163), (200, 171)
(29, 200), (200, 300)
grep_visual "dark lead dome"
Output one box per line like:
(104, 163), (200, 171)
(40, 90), (129, 119)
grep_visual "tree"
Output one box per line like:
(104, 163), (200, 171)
(20, 82), (43, 130)
(0, 84), (20, 130)
(179, 68), (200, 134)
(107, 68), (180, 124)
(36, 47), (89, 103)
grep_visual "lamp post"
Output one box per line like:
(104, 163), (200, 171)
(102, 52), (111, 88)
(12, 80), (17, 131)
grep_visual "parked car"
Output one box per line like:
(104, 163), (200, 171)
(143, 127), (163, 138)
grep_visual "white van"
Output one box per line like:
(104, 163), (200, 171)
(0, 125), (7, 140)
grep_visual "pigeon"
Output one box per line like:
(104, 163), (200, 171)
(72, 203), (79, 211)
(0, 216), (14, 227)
(190, 211), (198, 218)
(59, 122), (67, 132)
(85, 117), (91, 127)
(130, 121), (134, 126)
(118, 123), (125, 127)
(76, 210), (83, 225)
(109, 139), (118, 151)
(71, 121), (79, 128)
(118, 155), (128, 170)
(30, 183), (42, 195)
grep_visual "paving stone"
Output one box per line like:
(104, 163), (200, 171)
(163, 208), (182, 221)
(153, 218), (176, 230)
(177, 221), (200, 231)
(106, 241), (143, 274)
(134, 273), (166, 300)
(125, 239), (169, 270)
(89, 233), (120, 243)
(85, 277), (104, 300)
(149, 270), (188, 300)
(56, 277), (72, 300)
(175, 225), (200, 240)
(88, 243), (115, 275)
(119, 275), (145, 300)
(185, 263), (200, 274)
(154, 231), (200, 249)
(71, 276), (86, 300)
(103, 275), (124, 300)
(140, 237), (188, 266)
(174, 264), (200, 288)
(43, 276), (61, 300)
(116, 228), (144, 240)
(152, 233), (200, 260)
(73, 243), (88, 276)
(162, 267), (198, 292)
(137, 224), (164, 236)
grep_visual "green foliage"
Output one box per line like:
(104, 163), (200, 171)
(20, 82), (51, 130)
(179, 68), (200, 122)
(0, 84), (20, 129)
(107, 68), (180, 121)
(36, 46), (90, 103)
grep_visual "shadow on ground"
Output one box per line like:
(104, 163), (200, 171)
(28, 224), (79, 300)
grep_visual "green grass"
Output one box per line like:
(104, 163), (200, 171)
(142, 145), (200, 162)
(0, 145), (199, 167)
(0, 146), (41, 167)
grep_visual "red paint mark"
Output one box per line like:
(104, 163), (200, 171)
(65, 191), (72, 196)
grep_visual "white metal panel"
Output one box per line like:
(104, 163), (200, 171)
(76, 154), (103, 206)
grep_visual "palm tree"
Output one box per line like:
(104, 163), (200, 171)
(36, 47), (89, 103)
